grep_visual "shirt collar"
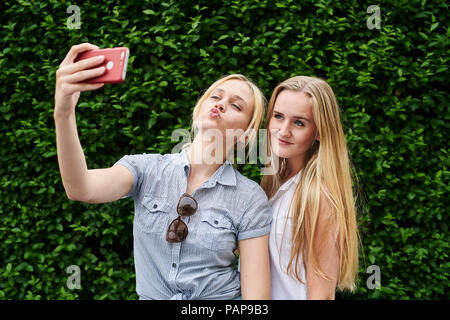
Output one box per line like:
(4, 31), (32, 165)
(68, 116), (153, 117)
(216, 161), (237, 186)
(179, 148), (237, 187)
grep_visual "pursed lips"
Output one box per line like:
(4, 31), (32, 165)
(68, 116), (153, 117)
(209, 108), (220, 118)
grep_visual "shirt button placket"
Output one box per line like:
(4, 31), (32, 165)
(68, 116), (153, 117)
(168, 242), (181, 289)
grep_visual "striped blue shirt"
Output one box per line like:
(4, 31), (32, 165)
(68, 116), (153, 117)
(114, 148), (272, 300)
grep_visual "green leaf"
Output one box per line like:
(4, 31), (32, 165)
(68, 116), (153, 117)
(430, 22), (439, 31)
(142, 9), (156, 15)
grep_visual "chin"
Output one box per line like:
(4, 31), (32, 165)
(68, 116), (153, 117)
(273, 150), (292, 159)
(196, 118), (219, 130)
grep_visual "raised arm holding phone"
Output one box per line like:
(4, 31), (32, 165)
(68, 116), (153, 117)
(54, 43), (133, 204)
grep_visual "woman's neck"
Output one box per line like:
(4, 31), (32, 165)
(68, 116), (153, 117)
(281, 157), (305, 184)
(186, 132), (229, 179)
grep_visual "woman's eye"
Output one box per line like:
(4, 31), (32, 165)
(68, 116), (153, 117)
(295, 120), (304, 127)
(274, 114), (282, 119)
(211, 95), (219, 99)
(232, 104), (241, 111)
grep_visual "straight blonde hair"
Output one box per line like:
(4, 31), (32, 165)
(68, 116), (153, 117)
(261, 76), (362, 293)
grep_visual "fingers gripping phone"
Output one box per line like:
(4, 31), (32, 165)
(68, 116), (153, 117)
(75, 47), (129, 84)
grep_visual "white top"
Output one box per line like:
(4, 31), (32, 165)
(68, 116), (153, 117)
(269, 169), (308, 300)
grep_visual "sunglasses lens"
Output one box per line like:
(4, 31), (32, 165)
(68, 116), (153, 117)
(166, 218), (188, 243)
(177, 195), (197, 216)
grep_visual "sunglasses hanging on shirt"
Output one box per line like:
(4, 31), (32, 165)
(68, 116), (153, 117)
(166, 193), (198, 243)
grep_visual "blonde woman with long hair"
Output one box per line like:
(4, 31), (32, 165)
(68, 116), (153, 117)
(261, 76), (361, 300)
(54, 43), (272, 299)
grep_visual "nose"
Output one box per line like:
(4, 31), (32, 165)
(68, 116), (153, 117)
(214, 102), (225, 112)
(278, 120), (291, 138)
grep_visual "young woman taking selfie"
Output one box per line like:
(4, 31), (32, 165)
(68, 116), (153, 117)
(261, 76), (361, 300)
(53, 43), (272, 300)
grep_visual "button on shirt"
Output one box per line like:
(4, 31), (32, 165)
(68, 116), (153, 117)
(269, 169), (308, 300)
(114, 148), (273, 300)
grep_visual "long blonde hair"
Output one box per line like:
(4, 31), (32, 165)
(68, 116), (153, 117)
(182, 74), (266, 163)
(260, 76), (362, 292)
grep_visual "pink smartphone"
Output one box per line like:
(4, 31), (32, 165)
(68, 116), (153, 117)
(75, 47), (129, 84)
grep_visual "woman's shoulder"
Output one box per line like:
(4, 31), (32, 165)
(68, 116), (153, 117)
(232, 169), (268, 200)
(130, 152), (180, 162)
(116, 152), (171, 170)
(233, 169), (258, 187)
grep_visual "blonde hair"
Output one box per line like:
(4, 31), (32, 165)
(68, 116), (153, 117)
(260, 76), (362, 293)
(182, 74), (266, 162)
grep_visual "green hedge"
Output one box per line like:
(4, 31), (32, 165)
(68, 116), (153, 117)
(0, 0), (448, 299)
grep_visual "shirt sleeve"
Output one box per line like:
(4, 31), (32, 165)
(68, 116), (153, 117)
(113, 153), (158, 199)
(237, 186), (273, 241)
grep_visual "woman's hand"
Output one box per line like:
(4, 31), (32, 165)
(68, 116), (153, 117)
(54, 43), (106, 117)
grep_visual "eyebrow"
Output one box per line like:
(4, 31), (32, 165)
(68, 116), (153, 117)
(212, 88), (248, 109)
(273, 110), (310, 123)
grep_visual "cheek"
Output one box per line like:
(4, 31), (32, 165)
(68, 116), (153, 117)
(267, 122), (277, 139)
(234, 113), (252, 129)
(197, 104), (206, 117)
(201, 102), (211, 113)
(268, 119), (277, 132)
(293, 130), (314, 146)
